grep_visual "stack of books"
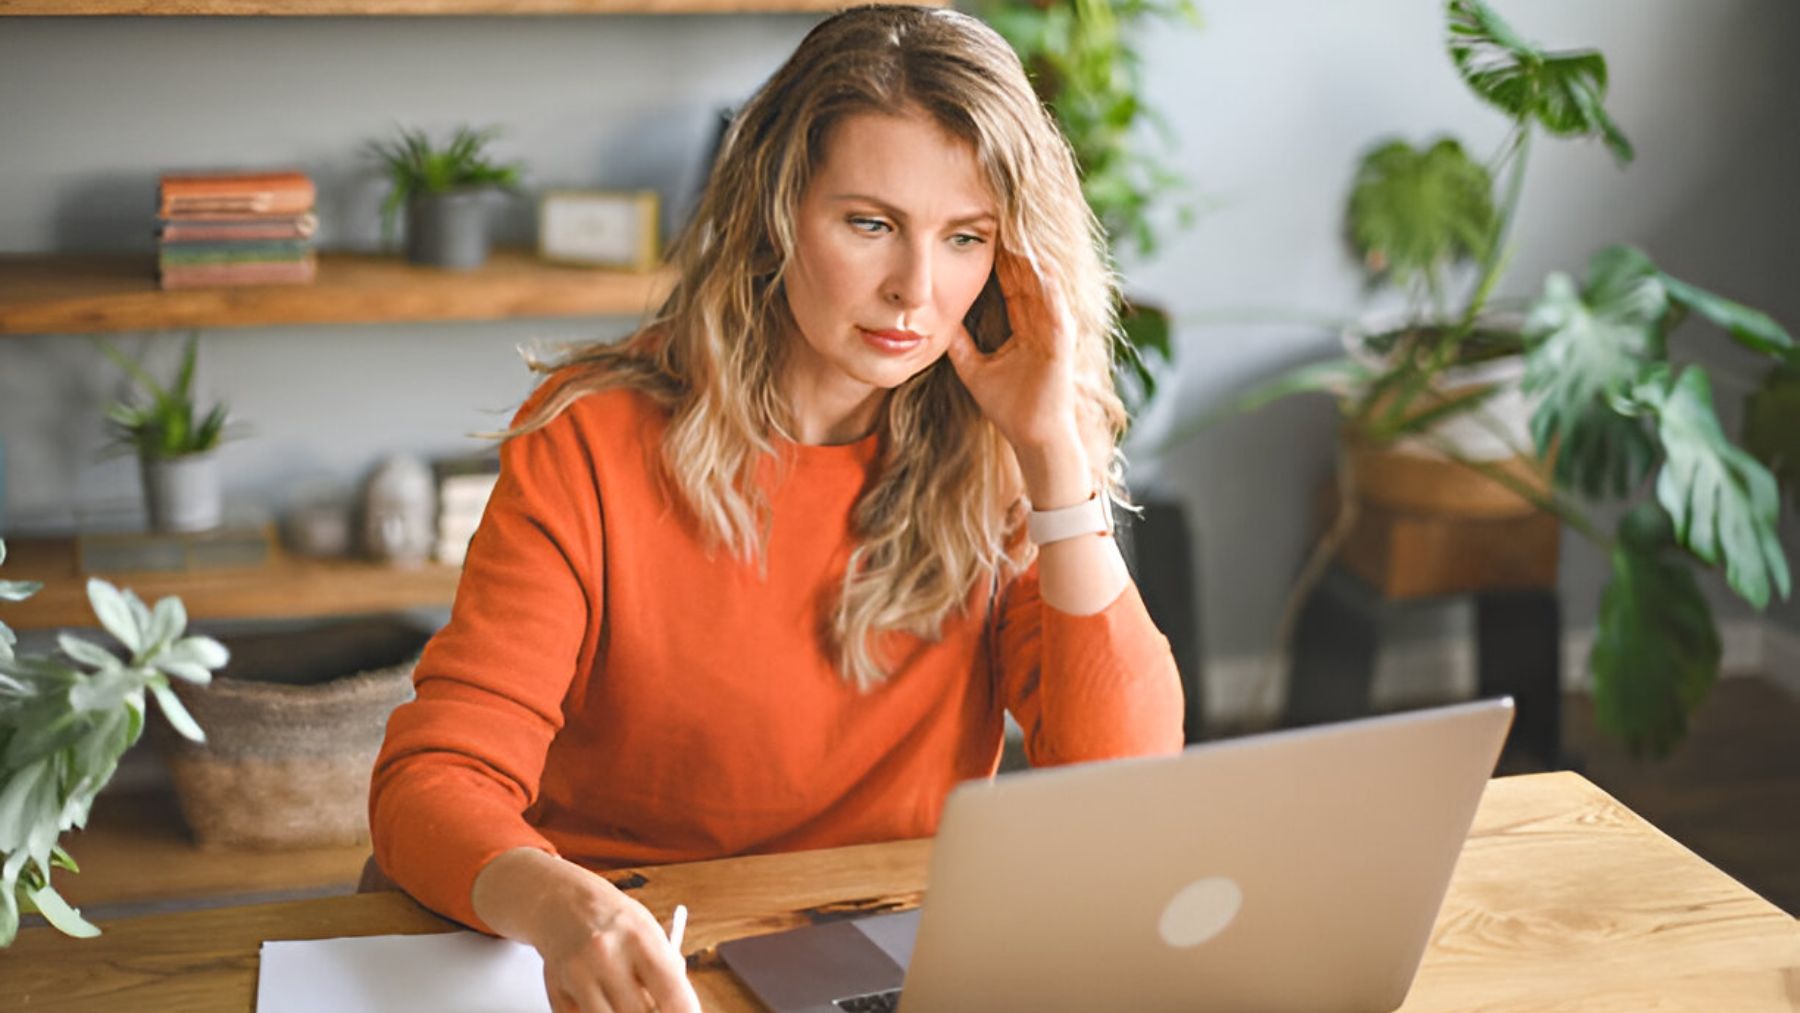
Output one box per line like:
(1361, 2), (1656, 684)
(157, 170), (318, 290)
(433, 455), (502, 565)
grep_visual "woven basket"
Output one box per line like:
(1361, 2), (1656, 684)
(157, 623), (420, 850)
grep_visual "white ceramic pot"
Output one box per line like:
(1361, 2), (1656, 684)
(142, 452), (223, 533)
(1343, 312), (1538, 463)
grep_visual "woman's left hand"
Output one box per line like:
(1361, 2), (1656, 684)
(944, 248), (1087, 469)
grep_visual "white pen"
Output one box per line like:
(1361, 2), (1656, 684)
(668, 903), (688, 958)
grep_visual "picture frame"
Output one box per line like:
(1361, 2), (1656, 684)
(537, 189), (660, 270)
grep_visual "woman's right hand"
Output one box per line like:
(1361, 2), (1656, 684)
(472, 847), (702, 1013)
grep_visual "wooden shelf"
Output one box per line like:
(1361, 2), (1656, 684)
(0, 0), (899, 13)
(0, 537), (462, 630)
(0, 249), (675, 334)
(50, 789), (369, 915)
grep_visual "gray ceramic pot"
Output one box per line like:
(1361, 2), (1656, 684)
(142, 452), (222, 533)
(406, 188), (496, 270)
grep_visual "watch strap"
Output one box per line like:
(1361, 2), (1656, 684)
(1027, 492), (1112, 545)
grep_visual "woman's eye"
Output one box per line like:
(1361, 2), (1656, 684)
(950, 233), (987, 249)
(849, 217), (889, 234)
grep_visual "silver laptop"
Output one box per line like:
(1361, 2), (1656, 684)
(718, 697), (1514, 1013)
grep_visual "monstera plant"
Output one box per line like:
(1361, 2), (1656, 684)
(1230, 0), (1796, 756)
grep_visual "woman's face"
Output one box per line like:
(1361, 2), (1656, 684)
(782, 108), (999, 437)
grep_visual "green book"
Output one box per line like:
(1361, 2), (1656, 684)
(158, 241), (312, 266)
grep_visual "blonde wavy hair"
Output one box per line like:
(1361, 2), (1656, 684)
(508, 4), (1129, 689)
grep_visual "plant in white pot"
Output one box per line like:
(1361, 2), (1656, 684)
(1224, 0), (1796, 756)
(0, 537), (229, 944)
(100, 333), (237, 534)
(369, 124), (525, 271)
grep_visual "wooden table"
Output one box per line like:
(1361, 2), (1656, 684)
(6, 772), (1798, 1011)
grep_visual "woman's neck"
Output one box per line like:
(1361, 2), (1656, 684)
(786, 392), (884, 445)
(779, 356), (887, 445)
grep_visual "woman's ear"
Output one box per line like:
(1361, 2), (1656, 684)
(962, 266), (1012, 354)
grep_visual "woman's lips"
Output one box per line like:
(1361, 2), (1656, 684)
(859, 327), (927, 353)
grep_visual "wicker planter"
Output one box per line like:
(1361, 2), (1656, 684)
(155, 621), (423, 850)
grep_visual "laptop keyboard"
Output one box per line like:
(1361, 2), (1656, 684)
(833, 989), (902, 1012)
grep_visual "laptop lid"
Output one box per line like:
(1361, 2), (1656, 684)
(718, 698), (1514, 1012)
(898, 697), (1514, 1012)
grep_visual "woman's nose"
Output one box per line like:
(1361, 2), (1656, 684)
(882, 239), (932, 310)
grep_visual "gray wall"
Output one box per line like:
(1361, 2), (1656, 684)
(2, 5), (1796, 691)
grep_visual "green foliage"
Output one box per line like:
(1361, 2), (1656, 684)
(1657, 272), (1795, 358)
(98, 333), (233, 461)
(1230, 0), (1800, 757)
(1591, 504), (1721, 759)
(1117, 299), (1174, 411)
(1342, 0), (1633, 342)
(1221, 357), (1373, 419)
(1446, 0), (1633, 165)
(1311, 0), (1643, 476)
(1520, 248), (1665, 482)
(1508, 245), (1796, 752)
(1346, 138), (1496, 307)
(0, 539), (228, 945)
(367, 125), (525, 247)
(1641, 367), (1790, 609)
(978, 0), (1201, 413)
(1743, 362), (1800, 512)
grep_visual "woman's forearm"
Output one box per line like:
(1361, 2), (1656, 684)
(1014, 429), (1131, 615)
(472, 847), (602, 943)
(473, 847), (701, 1012)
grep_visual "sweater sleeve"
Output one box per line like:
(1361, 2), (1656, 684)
(993, 562), (1185, 767)
(368, 406), (603, 933)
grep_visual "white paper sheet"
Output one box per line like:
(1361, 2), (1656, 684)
(257, 931), (552, 1013)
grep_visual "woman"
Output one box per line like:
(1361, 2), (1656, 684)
(369, 6), (1183, 1011)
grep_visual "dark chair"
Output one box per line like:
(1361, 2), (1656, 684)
(358, 853), (399, 894)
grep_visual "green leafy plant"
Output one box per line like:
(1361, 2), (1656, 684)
(0, 538), (229, 944)
(1227, 0), (1796, 756)
(99, 333), (233, 461)
(367, 125), (525, 247)
(1743, 362), (1800, 512)
(1345, 137), (1496, 323)
(978, 0), (1201, 413)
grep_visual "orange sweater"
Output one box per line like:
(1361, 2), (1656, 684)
(369, 386), (1183, 932)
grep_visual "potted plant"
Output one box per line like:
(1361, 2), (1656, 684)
(368, 124), (525, 271)
(100, 333), (236, 534)
(978, 0), (1205, 738)
(1228, 0), (1797, 756)
(0, 538), (229, 944)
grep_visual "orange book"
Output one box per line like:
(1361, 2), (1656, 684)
(159, 171), (315, 219)
(159, 212), (318, 242)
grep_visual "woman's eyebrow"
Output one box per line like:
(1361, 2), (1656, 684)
(830, 193), (997, 227)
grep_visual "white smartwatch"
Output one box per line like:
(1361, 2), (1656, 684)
(1027, 492), (1113, 545)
